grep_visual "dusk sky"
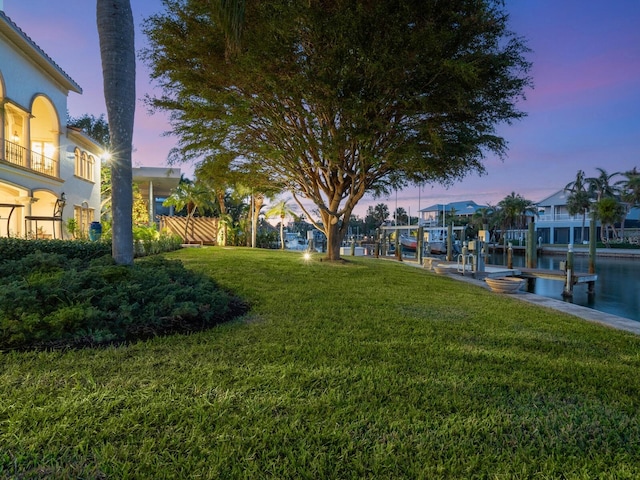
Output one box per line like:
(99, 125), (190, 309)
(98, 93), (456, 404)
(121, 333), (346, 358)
(5, 1), (640, 218)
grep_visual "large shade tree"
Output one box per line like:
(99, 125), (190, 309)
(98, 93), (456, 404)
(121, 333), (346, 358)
(143, 0), (532, 260)
(97, 0), (136, 265)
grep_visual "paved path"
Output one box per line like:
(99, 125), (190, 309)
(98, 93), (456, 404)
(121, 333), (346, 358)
(542, 246), (640, 258)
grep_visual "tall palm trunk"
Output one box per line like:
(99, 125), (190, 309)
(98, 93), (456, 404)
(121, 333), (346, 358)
(252, 193), (264, 248)
(280, 215), (285, 250)
(216, 191), (227, 246)
(97, 0), (135, 265)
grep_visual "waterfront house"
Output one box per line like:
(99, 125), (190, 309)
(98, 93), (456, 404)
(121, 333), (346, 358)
(419, 200), (486, 227)
(536, 189), (640, 245)
(0, 9), (103, 238)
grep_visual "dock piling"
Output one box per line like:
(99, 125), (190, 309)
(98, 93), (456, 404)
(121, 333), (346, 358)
(562, 244), (574, 298)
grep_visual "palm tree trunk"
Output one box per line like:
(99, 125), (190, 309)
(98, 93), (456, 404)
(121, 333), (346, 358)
(252, 193), (264, 248)
(280, 216), (284, 250)
(97, 0), (135, 265)
(216, 191), (227, 246)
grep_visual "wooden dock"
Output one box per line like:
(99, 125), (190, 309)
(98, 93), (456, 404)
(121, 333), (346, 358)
(517, 267), (597, 297)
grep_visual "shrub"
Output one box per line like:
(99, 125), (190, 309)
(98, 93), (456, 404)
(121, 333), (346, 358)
(0, 252), (247, 351)
(133, 224), (183, 257)
(0, 237), (111, 261)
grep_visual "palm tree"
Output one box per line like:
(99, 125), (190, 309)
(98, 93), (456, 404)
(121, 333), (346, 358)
(564, 170), (591, 243)
(587, 168), (623, 242)
(393, 207), (408, 226)
(97, 0), (135, 265)
(373, 203), (389, 227)
(595, 197), (625, 245)
(587, 168), (620, 201)
(163, 180), (215, 242)
(266, 199), (299, 250)
(620, 167), (640, 206)
(615, 167), (640, 242)
(564, 169), (587, 195)
(498, 192), (537, 230)
(471, 206), (496, 240)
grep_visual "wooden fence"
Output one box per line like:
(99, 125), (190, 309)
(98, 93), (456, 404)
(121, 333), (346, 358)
(158, 215), (219, 244)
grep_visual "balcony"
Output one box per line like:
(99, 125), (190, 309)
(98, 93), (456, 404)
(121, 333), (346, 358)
(537, 213), (582, 223)
(2, 139), (60, 178)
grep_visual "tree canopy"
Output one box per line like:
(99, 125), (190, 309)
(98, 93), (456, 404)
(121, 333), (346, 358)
(143, 0), (532, 259)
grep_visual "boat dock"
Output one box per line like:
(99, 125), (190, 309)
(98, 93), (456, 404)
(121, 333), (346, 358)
(511, 267), (597, 297)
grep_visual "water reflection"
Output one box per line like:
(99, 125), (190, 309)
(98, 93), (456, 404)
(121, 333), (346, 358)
(488, 253), (640, 322)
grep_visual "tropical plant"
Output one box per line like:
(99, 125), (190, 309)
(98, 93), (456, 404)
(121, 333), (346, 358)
(594, 197), (625, 245)
(97, 0), (135, 265)
(564, 170), (592, 243)
(142, 0), (532, 260)
(266, 199), (299, 250)
(393, 207), (408, 226)
(587, 168), (620, 202)
(619, 167), (640, 206)
(497, 192), (537, 231)
(68, 114), (111, 149)
(163, 179), (216, 243)
(616, 167), (640, 241)
(471, 206), (497, 241)
(65, 218), (79, 240)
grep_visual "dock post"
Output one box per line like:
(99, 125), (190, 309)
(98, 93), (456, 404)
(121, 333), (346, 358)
(446, 223), (453, 262)
(417, 226), (424, 265)
(562, 244), (574, 298)
(395, 231), (402, 261)
(461, 241), (468, 275)
(589, 212), (596, 274)
(526, 219), (536, 268)
(350, 236), (356, 256)
(507, 242), (513, 269)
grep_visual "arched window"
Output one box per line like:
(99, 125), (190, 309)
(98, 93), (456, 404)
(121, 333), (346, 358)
(74, 148), (96, 182)
(87, 155), (95, 182)
(74, 148), (81, 177)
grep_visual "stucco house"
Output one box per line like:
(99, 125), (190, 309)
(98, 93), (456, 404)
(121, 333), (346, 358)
(419, 200), (486, 227)
(0, 9), (103, 239)
(535, 189), (640, 245)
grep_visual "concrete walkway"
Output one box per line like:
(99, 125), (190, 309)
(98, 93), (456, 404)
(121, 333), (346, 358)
(450, 272), (640, 335)
(541, 246), (640, 258)
(402, 258), (640, 335)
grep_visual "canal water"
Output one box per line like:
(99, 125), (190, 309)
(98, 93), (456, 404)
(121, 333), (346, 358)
(488, 252), (640, 322)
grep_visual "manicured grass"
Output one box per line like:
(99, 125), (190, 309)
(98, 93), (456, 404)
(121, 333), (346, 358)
(2, 247), (640, 478)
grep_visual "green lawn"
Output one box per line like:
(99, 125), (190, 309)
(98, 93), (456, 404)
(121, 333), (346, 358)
(2, 247), (639, 478)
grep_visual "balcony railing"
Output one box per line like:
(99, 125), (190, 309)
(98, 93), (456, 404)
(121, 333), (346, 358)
(2, 139), (59, 178)
(537, 213), (583, 223)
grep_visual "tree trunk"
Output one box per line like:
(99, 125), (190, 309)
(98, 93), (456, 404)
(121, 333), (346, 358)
(279, 219), (285, 250)
(97, 0), (135, 265)
(251, 193), (264, 248)
(325, 220), (344, 261)
(216, 191), (227, 246)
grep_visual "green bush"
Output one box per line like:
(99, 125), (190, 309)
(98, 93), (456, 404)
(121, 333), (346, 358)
(0, 252), (247, 351)
(0, 237), (111, 260)
(133, 224), (183, 257)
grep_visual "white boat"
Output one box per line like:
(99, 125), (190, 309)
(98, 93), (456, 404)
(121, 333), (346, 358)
(284, 232), (308, 250)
